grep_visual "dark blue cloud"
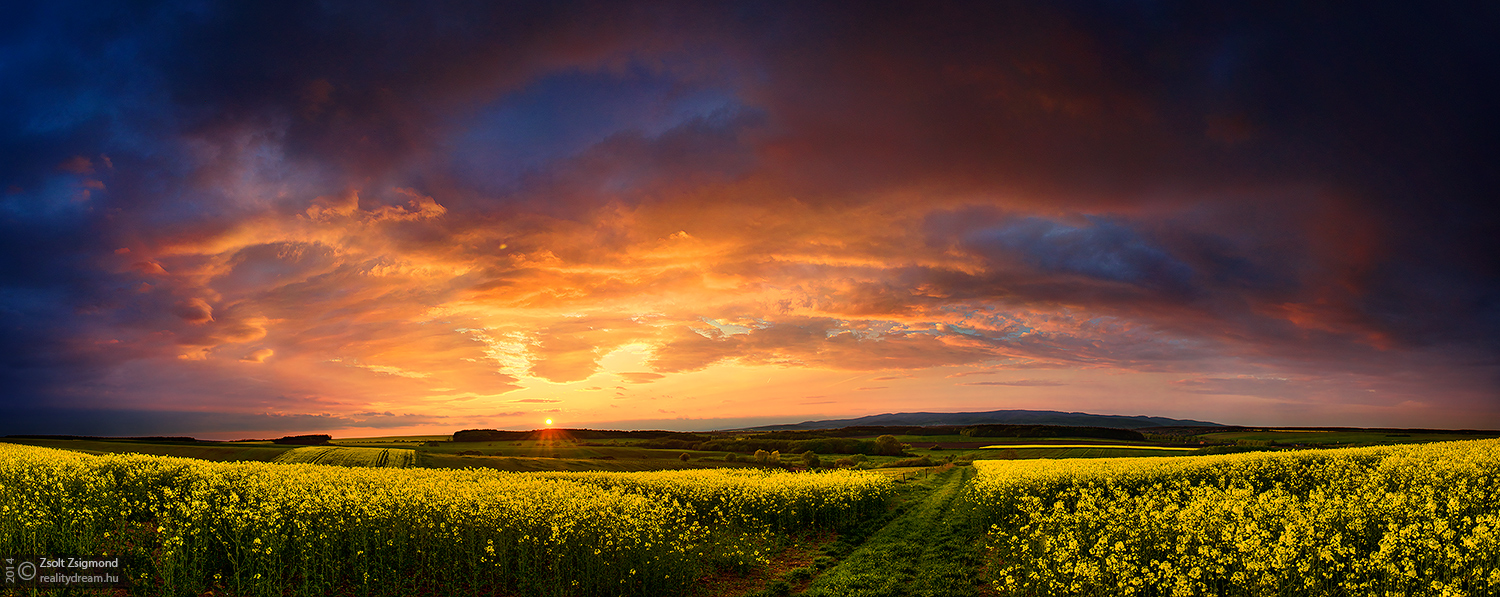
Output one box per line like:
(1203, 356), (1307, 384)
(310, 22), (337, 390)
(964, 216), (1197, 294)
(1, 0), (1497, 433)
(447, 69), (743, 193)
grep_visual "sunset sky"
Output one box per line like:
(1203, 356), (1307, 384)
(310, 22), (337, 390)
(2, 2), (1497, 438)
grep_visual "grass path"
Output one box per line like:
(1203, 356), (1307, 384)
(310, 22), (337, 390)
(796, 465), (991, 597)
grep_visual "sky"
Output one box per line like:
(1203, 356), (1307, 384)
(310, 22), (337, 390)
(1, 1), (1497, 438)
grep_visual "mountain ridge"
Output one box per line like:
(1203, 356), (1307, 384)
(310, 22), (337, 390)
(741, 409), (1222, 431)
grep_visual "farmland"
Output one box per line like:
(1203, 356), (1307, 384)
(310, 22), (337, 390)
(969, 439), (1500, 596)
(2, 428), (1498, 596)
(272, 446), (417, 468)
(9, 424), (1493, 474)
(0, 443), (893, 597)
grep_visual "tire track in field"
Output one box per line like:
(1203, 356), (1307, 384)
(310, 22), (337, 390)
(308, 446), (335, 465)
(798, 465), (992, 597)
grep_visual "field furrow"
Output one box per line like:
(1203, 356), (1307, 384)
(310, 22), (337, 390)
(271, 445), (415, 468)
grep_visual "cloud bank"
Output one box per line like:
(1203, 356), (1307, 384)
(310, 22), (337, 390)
(1, 1), (1495, 435)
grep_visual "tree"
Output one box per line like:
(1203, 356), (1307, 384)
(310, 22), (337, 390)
(679, 452), (690, 462)
(874, 434), (908, 456)
(754, 449), (770, 464)
(801, 451), (821, 468)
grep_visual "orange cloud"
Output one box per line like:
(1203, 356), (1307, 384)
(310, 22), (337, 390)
(171, 298), (214, 324)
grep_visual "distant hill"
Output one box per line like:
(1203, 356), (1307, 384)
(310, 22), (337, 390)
(743, 409), (1222, 431)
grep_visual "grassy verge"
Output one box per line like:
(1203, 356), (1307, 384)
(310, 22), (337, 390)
(796, 465), (991, 597)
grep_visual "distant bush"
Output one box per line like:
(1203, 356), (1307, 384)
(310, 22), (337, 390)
(724, 453), (738, 462)
(801, 451), (821, 467)
(679, 453), (690, 462)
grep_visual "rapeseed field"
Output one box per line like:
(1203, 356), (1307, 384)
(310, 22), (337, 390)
(0, 443), (893, 596)
(970, 439), (1500, 596)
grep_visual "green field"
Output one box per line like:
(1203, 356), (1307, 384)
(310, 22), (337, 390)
(272, 445), (417, 467)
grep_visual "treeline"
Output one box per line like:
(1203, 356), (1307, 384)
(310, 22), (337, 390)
(959, 425), (1146, 441)
(272, 434), (332, 445)
(453, 429), (709, 442)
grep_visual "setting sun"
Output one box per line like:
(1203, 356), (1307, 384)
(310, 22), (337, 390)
(545, 419), (553, 426)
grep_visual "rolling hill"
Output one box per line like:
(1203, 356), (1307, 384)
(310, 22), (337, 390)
(744, 409), (1222, 431)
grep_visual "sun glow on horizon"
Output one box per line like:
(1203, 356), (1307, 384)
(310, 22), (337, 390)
(3, 1), (1494, 440)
